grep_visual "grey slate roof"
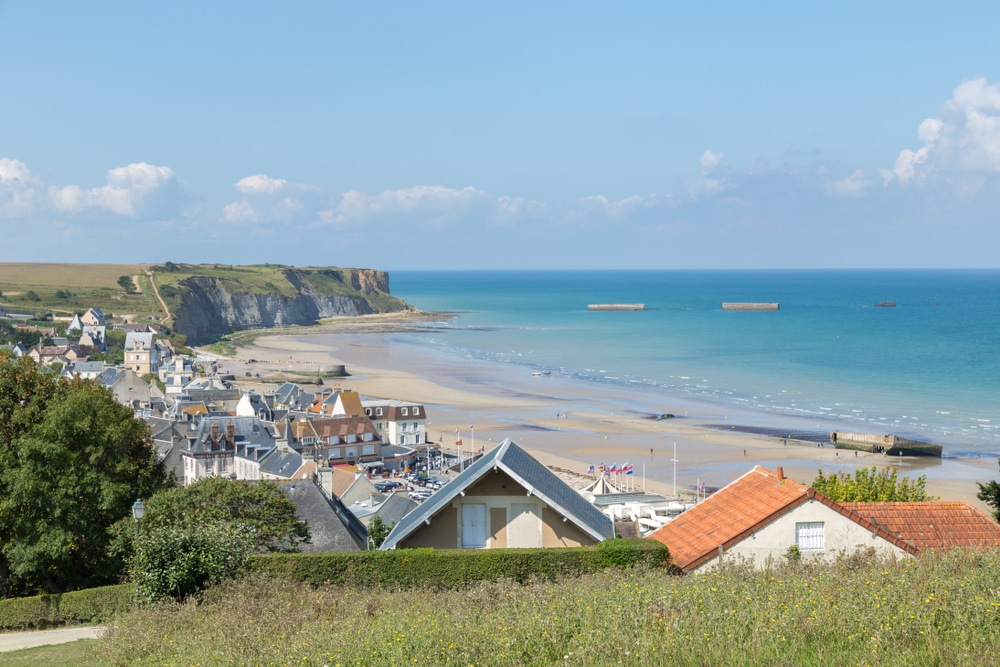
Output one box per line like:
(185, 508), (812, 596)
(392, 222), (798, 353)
(125, 331), (154, 350)
(259, 449), (306, 478)
(380, 438), (615, 550)
(276, 480), (367, 551)
(361, 493), (419, 527)
(97, 368), (126, 387)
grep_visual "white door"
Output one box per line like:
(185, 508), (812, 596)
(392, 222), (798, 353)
(508, 503), (542, 548)
(461, 504), (487, 548)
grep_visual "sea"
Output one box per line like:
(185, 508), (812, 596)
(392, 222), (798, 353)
(387, 270), (1000, 459)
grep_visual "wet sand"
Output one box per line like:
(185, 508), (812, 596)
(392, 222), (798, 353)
(210, 314), (998, 511)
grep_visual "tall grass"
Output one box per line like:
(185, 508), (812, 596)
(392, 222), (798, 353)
(93, 548), (1000, 666)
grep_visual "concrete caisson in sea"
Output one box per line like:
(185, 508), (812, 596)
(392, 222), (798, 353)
(587, 304), (646, 311)
(829, 431), (943, 457)
(721, 302), (779, 311)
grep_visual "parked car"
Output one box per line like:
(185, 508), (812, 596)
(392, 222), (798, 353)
(408, 491), (431, 501)
(373, 481), (394, 493)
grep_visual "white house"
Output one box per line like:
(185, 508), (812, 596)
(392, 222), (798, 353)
(362, 399), (427, 447)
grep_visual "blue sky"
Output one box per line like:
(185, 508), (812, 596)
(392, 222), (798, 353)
(2, 2), (999, 270)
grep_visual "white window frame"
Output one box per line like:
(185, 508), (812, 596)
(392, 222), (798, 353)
(401, 407), (408, 416)
(795, 522), (825, 553)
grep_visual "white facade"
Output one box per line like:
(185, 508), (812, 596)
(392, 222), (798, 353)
(691, 498), (910, 573)
(363, 400), (427, 447)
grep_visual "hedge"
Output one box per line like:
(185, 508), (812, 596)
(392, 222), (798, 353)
(0, 583), (134, 631)
(254, 538), (670, 588)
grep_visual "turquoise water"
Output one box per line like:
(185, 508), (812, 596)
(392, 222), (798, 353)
(390, 270), (1000, 457)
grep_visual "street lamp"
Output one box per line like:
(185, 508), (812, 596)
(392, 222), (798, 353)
(131, 498), (145, 537)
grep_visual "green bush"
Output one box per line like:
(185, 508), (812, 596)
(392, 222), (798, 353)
(131, 525), (254, 604)
(0, 583), (133, 630)
(254, 539), (669, 589)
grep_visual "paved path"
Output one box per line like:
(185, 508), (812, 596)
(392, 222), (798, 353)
(0, 626), (102, 652)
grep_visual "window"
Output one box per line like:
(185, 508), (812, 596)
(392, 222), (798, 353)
(363, 432), (373, 441)
(412, 407), (420, 416)
(412, 422), (418, 431)
(795, 522), (825, 552)
(329, 447), (341, 458)
(365, 408), (372, 416)
(399, 435), (404, 446)
(362, 444), (375, 456)
(376, 408), (383, 416)
(401, 408), (408, 416)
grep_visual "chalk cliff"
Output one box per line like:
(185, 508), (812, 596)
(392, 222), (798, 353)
(171, 268), (410, 343)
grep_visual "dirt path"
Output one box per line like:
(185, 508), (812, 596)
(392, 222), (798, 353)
(145, 270), (171, 326)
(130, 274), (143, 294)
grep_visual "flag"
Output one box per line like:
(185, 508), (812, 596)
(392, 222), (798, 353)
(610, 463), (618, 474)
(587, 464), (595, 474)
(699, 480), (705, 492)
(624, 464), (634, 475)
(598, 462), (605, 472)
(455, 439), (463, 447)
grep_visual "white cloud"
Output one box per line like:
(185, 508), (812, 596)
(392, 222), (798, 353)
(0, 157), (42, 217)
(883, 77), (1000, 185)
(324, 185), (485, 226)
(235, 174), (287, 195)
(47, 162), (176, 216)
(223, 200), (257, 223)
(494, 196), (546, 225)
(700, 149), (724, 170)
(579, 193), (665, 219)
(826, 169), (871, 198)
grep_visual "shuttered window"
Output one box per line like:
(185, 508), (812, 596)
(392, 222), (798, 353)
(795, 522), (825, 552)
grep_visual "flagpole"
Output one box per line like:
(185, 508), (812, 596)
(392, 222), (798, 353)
(671, 441), (678, 499)
(471, 424), (475, 458)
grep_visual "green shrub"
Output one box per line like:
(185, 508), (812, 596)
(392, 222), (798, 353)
(0, 583), (133, 630)
(254, 539), (669, 589)
(131, 525), (254, 604)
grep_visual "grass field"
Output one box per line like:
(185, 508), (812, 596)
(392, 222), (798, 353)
(89, 548), (1000, 667)
(0, 639), (97, 666)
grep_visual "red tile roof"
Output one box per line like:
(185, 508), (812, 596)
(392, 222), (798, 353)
(648, 466), (813, 572)
(840, 501), (1000, 550)
(646, 466), (920, 572)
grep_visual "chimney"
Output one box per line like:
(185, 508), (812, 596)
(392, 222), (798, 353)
(226, 421), (236, 444)
(777, 466), (785, 481)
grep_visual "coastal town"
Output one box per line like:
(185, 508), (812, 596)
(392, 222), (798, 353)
(4, 303), (999, 564)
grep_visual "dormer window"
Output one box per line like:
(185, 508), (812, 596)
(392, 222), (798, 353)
(365, 408), (372, 416)
(401, 408), (408, 416)
(376, 407), (383, 416)
(412, 407), (420, 416)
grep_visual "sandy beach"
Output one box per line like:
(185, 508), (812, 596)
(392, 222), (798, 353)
(209, 314), (998, 512)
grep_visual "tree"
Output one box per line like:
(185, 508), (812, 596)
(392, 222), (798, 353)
(117, 275), (136, 294)
(976, 460), (1000, 523)
(0, 354), (168, 595)
(24, 291), (39, 302)
(128, 477), (310, 553)
(131, 524), (253, 604)
(368, 515), (393, 549)
(811, 466), (934, 502)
